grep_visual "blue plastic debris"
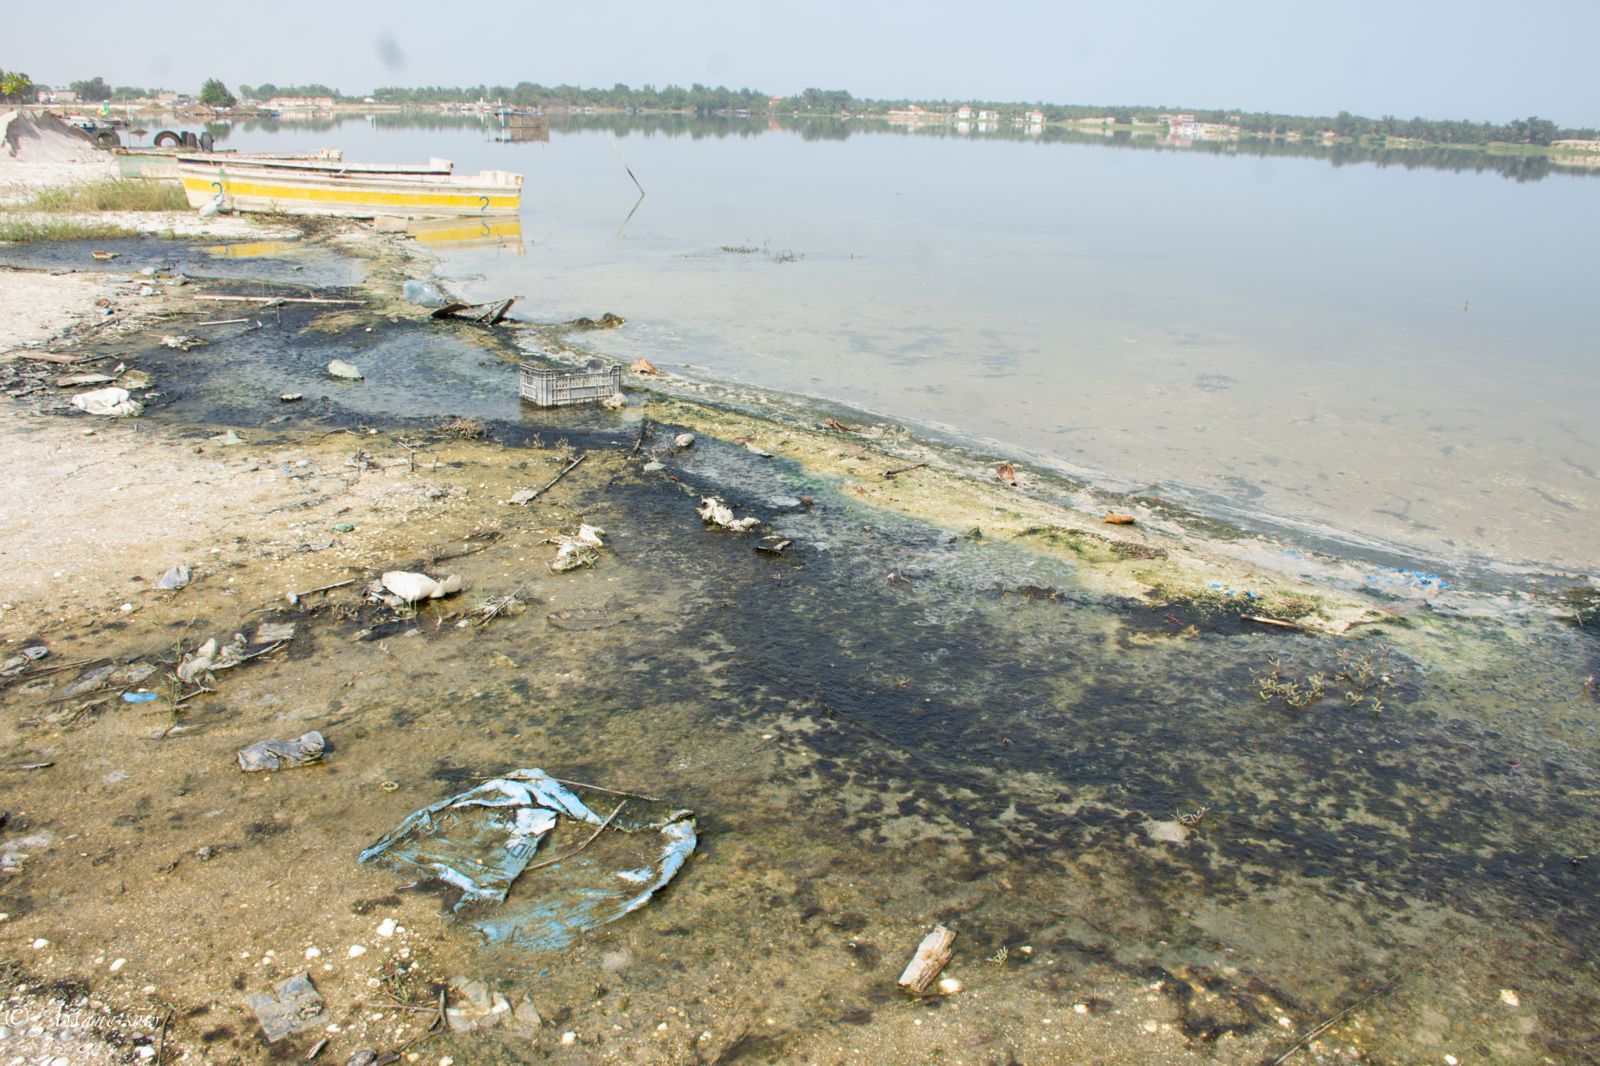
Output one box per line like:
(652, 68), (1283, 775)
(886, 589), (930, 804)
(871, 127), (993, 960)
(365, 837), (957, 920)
(359, 768), (696, 952)
(122, 690), (159, 703)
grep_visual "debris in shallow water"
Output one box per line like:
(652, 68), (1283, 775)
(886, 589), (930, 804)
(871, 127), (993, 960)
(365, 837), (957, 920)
(431, 297), (516, 324)
(161, 334), (204, 350)
(237, 731), (326, 772)
(996, 462), (1018, 486)
(281, 392), (303, 403)
(246, 972), (328, 1043)
(71, 386), (142, 417)
(698, 497), (759, 532)
(743, 441), (774, 457)
(327, 360), (364, 381)
(547, 603), (629, 630)
(156, 564), (191, 590)
(1104, 512), (1136, 525)
(600, 391), (628, 410)
(898, 925), (955, 995)
(756, 536), (792, 556)
(550, 524), (607, 572)
(359, 768), (696, 951)
(674, 432), (695, 449)
(630, 358), (658, 375)
(883, 462), (927, 480)
(822, 418), (859, 433)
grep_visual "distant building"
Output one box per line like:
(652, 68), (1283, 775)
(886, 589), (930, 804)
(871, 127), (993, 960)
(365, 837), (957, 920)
(41, 89), (79, 104)
(268, 96), (335, 110)
(1026, 109), (1045, 125)
(977, 109), (998, 121)
(955, 105), (973, 120)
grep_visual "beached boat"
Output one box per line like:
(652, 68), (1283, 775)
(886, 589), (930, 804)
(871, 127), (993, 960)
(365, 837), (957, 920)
(176, 158), (522, 219)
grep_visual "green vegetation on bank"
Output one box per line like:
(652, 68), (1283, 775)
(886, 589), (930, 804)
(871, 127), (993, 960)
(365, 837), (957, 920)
(0, 217), (143, 242)
(18, 179), (188, 213)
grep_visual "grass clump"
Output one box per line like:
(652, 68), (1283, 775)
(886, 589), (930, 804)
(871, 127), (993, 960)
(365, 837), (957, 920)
(19, 178), (188, 213)
(436, 416), (487, 440)
(0, 217), (142, 242)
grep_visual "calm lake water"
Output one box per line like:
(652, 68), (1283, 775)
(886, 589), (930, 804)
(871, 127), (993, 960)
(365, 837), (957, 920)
(216, 114), (1600, 577)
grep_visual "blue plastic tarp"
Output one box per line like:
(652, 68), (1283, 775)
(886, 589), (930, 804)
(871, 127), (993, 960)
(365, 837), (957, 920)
(358, 768), (696, 951)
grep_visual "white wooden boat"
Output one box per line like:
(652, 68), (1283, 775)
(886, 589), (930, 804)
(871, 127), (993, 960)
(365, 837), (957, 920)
(178, 158), (522, 219)
(114, 147), (344, 179)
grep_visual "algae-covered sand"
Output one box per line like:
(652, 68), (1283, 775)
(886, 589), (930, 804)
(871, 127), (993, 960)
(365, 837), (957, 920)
(1, 212), (1597, 1066)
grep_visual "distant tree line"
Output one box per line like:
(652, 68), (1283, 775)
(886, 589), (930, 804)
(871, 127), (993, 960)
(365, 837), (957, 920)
(372, 82), (771, 114)
(238, 83), (349, 101)
(23, 69), (1600, 145)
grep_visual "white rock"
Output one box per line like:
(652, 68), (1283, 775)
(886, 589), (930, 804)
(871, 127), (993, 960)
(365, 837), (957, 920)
(1500, 988), (1520, 1007)
(348, 944), (367, 958)
(560, 1032), (577, 1046)
(674, 432), (695, 448)
(376, 918), (397, 938)
(937, 976), (963, 995)
(305, 947), (322, 960)
(109, 958), (127, 972)
(31, 938), (49, 950)
(327, 359), (364, 381)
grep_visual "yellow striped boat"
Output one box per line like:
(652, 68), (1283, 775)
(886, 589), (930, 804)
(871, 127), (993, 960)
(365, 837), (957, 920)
(178, 158), (522, 219)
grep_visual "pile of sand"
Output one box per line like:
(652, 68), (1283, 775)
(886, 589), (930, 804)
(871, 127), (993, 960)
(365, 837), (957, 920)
(0, 109), (103, 163)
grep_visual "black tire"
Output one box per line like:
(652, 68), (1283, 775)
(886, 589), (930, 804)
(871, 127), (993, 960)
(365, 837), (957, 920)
(181, 131), (199, 149)
(199, 131), (214, 153)
(152, 129), (181, 148)
(93, 129), (121, 148)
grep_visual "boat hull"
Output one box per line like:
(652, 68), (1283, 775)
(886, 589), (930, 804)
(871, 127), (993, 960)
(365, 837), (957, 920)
(114, 148), (342, 179)
(178, 162), (522, 219)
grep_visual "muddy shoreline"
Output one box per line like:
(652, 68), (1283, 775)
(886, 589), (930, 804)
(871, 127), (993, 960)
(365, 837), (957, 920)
(2, 208), (1598, 1066)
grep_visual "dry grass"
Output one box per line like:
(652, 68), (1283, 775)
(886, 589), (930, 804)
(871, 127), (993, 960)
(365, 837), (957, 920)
(17, 178), (188, 213)
(436, 416), (487, 440)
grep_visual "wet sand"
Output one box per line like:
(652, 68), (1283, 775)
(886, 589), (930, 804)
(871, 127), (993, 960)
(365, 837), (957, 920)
(1, 206), (1598, 1066)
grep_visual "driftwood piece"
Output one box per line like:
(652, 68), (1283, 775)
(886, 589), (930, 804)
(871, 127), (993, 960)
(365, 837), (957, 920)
(897, 925), (955, 994)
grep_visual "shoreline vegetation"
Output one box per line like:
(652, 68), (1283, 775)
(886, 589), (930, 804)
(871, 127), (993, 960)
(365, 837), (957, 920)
(7, 71), (1598, 168)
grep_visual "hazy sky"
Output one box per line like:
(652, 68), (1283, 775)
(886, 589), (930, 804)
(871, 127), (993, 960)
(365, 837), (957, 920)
(11, 0), (1599, 123)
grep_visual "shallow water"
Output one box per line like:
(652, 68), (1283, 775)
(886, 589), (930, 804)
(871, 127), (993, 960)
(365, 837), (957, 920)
(207, 113), (1600, 576)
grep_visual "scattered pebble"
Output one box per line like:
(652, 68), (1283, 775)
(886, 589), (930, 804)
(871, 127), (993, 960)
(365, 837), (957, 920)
(31, 938), (49, 950)
(305, 946), (322, 959)
(560, 1032), (576, 1046)
(109, 958), (127, 972)
(376, 918), (397, 938)
(937, 976), (962, 995)
(348, 944), (367, 958)
(1500, 988), (1520, 1007)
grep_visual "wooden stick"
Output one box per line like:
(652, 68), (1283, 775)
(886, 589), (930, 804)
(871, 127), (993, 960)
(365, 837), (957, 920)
(1270, 984), (1394, 1064)
(883, 462), (927, 480)
(898, 925), (956, 994)
(195, 295), (364, 305)
(629, 418), (648, 458)
(530, 453), (585, 499)
(549, 777), (663, 803)
(195, 317), (252, 326)
(1242, 615), (1311, 632)
(288, 578), (356, 603)
(525, 801), (627, 872)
